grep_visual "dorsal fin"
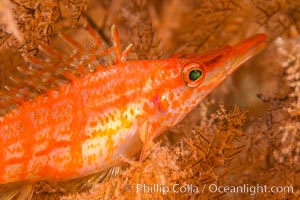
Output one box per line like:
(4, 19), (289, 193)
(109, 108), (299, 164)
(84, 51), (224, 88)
(0, 25), (133, 116)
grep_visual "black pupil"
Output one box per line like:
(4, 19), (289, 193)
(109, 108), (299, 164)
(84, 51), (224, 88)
(189, 69), (202, 81)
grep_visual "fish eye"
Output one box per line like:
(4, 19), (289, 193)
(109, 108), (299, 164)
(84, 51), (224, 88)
(182, 63), (205, 87)
(189, 69), (202, 81)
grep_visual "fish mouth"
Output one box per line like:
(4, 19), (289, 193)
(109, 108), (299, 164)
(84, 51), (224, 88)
(225, 34), (268, 75)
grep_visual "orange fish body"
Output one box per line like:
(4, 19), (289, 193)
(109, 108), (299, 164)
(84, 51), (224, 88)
(0, 25), (267, 184)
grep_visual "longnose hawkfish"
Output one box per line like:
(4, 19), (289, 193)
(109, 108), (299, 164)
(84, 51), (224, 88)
(0, 25), (267, 196)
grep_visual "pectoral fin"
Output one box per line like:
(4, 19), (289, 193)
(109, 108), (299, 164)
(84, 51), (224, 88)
(138, 120), (154, 162)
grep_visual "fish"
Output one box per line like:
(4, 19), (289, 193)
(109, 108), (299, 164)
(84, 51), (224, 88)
(0, 25), (267, 197)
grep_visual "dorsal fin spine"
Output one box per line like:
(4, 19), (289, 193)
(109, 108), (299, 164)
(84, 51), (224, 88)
(87, 25), (101, 48)
(111, 25), (122, 63)
(121, 43), (133, 62)
(17, 66), (34, 75)
(39, 44), (64, 59)
(1, 25), (132, 116)
(63, 71), (78, 81)
(59, 32), (85, 53)
(0, 89), (23, 105)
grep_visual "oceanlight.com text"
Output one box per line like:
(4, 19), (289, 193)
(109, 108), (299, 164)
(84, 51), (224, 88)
(124, 183), (294, 196)
(208, 183), (294, 196)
